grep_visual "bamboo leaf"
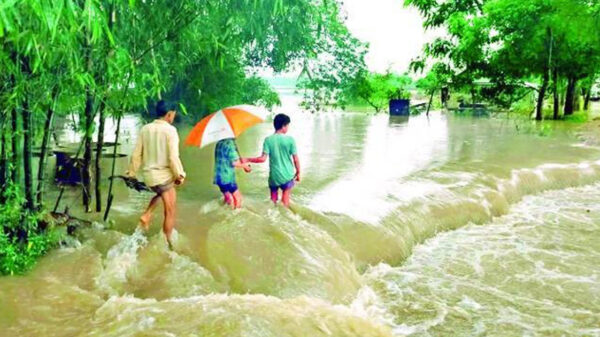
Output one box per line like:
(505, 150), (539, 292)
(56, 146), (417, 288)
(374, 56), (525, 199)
(178, 103), (188, 116)
(51, 0), (65, 40)
(103, 22), (115, 46)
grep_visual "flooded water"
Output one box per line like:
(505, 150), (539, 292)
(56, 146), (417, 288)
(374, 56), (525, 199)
(1, 99), (600, 336)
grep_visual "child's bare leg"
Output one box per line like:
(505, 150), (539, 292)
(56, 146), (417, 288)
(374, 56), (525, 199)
(270, 189), (279, 204)
(232, 190), (243, 209)
(223, 192), (233, 205)
(281, 188), (292, 208)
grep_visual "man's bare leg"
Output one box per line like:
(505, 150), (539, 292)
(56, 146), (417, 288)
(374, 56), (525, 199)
(270, 189), (278, 204)
(232, 190), (243, 209)
(281, 188), (292, 208)
(161, 188), (177, 250)
(140, 194), (161, 230)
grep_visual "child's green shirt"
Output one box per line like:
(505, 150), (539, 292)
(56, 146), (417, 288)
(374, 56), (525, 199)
(262, 134), (297, 187)
(214, 138), (239, 185)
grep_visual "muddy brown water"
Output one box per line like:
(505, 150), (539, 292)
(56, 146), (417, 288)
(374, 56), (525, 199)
(2, 104), (600, 336)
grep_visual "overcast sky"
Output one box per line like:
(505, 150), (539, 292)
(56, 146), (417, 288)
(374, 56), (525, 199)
(343, 0), (439, 73)
(258, 1), (440, 78)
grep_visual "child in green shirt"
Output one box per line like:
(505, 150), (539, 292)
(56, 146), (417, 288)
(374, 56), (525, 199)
(248, 114), (300, 207)
(214, 138), (251, 209)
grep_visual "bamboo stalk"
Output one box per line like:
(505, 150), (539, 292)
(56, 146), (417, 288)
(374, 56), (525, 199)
(103, 115), (122, 221)
(0, 115), (6, 189)
(94, 102), (106, 212)
(36, 89), (59, 207)
(11, 107), (20, 184)
(22, 96), (35, 211)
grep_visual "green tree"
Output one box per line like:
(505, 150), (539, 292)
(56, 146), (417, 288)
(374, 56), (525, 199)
(407, 0), (600, 120)
(344, 71), (413, 113)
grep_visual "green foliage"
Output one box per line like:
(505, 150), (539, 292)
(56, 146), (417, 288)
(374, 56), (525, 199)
(510, 95), (537, 116)
(0, 185), (60, 275)
(241, 77), (282, 110)
(563, 112), (589, 124)
(408, 0), (600, 115)
(347, 72), (413, 113)
(303, 69), (413, 113)
(295, 1), (369, 112)
(416, 71), (442, 94)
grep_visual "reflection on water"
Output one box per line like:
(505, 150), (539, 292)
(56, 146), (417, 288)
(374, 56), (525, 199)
(2, 105), (600, 336)
(388, 115), (409, 126)
(309, 114), (448, 223)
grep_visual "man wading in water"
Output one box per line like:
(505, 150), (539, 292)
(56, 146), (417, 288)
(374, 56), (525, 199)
(127, 100), (186, 249)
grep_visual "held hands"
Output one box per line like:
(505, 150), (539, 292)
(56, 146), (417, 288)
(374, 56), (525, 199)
(240, 158), (252, 173)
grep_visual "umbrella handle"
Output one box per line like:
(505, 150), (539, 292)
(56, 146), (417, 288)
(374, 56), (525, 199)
(234, 141), (243, 161)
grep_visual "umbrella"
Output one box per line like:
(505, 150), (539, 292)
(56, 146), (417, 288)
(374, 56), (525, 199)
(109, 175), (152, 193)
(185, 105), (268, 148)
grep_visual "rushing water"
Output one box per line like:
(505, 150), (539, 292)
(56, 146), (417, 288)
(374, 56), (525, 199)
(1, 101), (600, 336)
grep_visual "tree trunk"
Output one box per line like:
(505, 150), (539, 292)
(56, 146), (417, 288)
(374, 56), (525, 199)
(22, 96), (35, 211)
(536, 70), (549, 121)
(36, 93), (58, 207)
(537, 27), (552, 121)
(441, 87), (449, 109)
(553, 68), (559, 120)
(574, 86), (582, 111)
(94, 2), (116, 213)
(564, 77), (576, 115)
(11, 107), (20, 184)
(584, 86), (592, 110)
(103, 115), (122, 221)
(94, 101), (106, 212)
(426, 90), (434, 116)
(82, 90), (94, 212)
(81, 22), (96, 213)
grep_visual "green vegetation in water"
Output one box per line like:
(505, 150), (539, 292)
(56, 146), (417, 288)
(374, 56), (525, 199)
(0, 185), (62, 275)
(515, 120), (554, 137)
(563, 112), (590, 124)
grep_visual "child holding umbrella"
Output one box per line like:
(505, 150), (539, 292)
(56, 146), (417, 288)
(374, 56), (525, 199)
(213, 138), (251, 209)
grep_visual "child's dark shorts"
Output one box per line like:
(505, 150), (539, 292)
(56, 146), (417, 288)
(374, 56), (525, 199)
(269, 180), (295, 193)
(217, 182), (238, 194)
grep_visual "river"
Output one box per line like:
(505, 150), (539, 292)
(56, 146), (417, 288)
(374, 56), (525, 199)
(1, 98), (600, 336)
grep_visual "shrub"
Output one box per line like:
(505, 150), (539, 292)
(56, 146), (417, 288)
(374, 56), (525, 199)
(0, 185), (61, 275)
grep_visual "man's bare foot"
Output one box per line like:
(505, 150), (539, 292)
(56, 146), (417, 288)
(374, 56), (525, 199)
(139, 213), (152, 230)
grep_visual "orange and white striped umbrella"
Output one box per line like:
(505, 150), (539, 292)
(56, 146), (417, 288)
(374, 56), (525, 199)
(185, 105), (268, 148)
